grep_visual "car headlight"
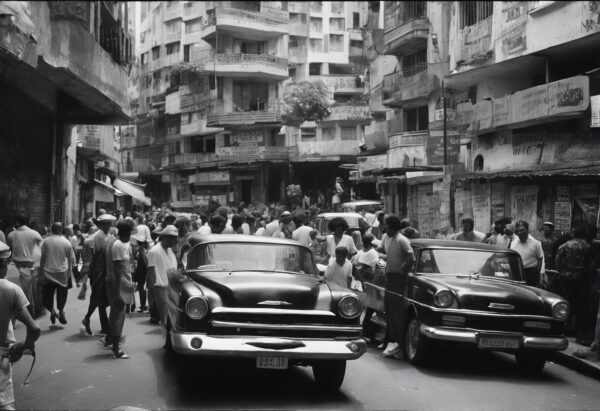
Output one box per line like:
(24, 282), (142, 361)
(338, 294), (362, 319)
(552, 301), (569, 320)
(185, 296), (209, 320)
(434, 290), (455, 308)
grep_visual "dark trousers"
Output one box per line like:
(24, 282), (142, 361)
(85, 302), (108, 334)
(108, 300), (126, 345)
(384, 273), (407, 348)
(42, 282), (68, 312)
(523, 267), (540, 287)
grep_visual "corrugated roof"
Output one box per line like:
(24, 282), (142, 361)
(455, 165), (600, 181)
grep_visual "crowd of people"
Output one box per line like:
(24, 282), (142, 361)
(1, 201), (600, 408)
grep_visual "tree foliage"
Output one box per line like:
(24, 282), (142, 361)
(283, 81), (331, 122)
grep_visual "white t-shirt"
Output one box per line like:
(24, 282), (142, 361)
(111, 240), (131, 262)
(198, 225), (212, 234)
(326, 234), (358, 264)
(255, 227), (266, 236)
(292, 225), (313, 247)
(147, 243), (177, 287)
(511, 235), (544, 270)
(325, 259), (352, 289)
(353, 248), (379, 268)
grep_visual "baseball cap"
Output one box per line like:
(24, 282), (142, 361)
(97, 213), (116, 222)
(159, 225), (178, 237)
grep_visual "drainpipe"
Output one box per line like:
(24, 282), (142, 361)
(49, 118), (57, 224)
(442, 79), (447, 165)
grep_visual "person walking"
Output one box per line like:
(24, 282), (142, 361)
(511, 220), (544, 287)
(6, 214), (43, 317)
(332, 178), (344, 211)
(81, 214), (115, 336)
(378, 215), (414, 359)
(105, 220), (135, 359)
(146, 226), (178, 327)
(39, 223), (76, 326)
(0, 242), (41, 411)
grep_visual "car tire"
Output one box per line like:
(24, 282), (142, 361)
(312, 360), (346, 392)
(515, 351), (546, 374)
(405, 317), (431, 365)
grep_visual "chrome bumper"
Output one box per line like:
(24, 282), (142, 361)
(420, 325), (569, 351)
(171, 332), (367, 360)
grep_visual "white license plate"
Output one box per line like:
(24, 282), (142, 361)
(256, 356), (288, 369)
(477, 336), (520, 349)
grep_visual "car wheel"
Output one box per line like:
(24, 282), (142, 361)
(312, 360), (346, 392)
(515, 351), (546, 374)
(405, 317), (431, 365)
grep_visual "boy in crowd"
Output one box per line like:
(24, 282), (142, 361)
(324, 246), (352, 289)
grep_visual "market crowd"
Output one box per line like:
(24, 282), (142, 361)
(1, 197), (600, 408)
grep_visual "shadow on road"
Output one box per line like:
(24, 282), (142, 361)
(147, 347), (353, 409)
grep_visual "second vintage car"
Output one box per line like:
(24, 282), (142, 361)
(362, 239), (569, 372)
(165, 233), (367, 391)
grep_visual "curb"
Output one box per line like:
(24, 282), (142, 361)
(549, 350), (600, 381)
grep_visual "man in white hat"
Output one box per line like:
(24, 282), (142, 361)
(81, 213), (116, 336)
(146, 225), (178, 328)
(0, 242), (40, 410)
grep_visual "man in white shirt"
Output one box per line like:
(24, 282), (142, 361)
(324, 246), (352, 289)
(292, 214), (313, 247)
(511, 220), (544, 287)
(455, 218), (486, 243)
(147, 225), (178, 328)
(6, 214), (43, 316)
(134, 216), (154, 246)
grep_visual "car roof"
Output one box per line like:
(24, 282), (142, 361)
(342, 200), (382, 206)
(410, 238), (520, 254)
(317, 212), (365, 219)
(185, 233), (308, 248)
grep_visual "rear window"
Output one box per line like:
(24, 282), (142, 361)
(417, 249), (523, 281)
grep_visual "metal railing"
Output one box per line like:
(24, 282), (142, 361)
(382, 63), (429, 94)
(207, 99), (284, 125)
(385, 1), (427, 31)
(192, 51), (288, 71)
(206, 5), (289, 27)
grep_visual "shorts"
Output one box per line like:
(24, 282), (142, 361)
(0, 349), (14, 407)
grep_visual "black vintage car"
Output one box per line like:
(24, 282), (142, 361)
(165, 233), (366, 391)
(363, 239), (569, 372)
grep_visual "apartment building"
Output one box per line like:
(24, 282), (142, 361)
(0, 1), (132, 225)
(286, 1), (373, 199)
(446, 1), (600, 239)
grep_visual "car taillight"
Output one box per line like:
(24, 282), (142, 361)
(185, 296), (209, 320)
(338, 294), (361, 319)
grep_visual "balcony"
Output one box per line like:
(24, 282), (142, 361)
(216, 145), (296, 164)
(455, 17), (493, 67)
(182, 2), (203, 21)
(202, 5), (289, 40)
(192, 52), (289, 80)
(162, 152), (219, 170)
(384, 17), (429, 56)
(295, 140), (361, 160)
(164, 3), (183, 22)
(207, 99), (283, 127)
(382, 65), (439, 107)
(164, 30), (182, 44)
(289, 21), (309, 37)
(309, 75), (364, 94)
(288, 2), (310, 14)
(322, 104), (371, 124)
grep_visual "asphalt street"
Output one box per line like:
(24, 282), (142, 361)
(7, 269), (600, 411)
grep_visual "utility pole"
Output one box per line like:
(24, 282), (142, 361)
(442, 80), (447, 165)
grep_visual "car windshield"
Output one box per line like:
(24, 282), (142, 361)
(188, 242), (319, 276)
(416, 249), (523, 281)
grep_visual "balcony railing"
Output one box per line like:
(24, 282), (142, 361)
(383, 63), (428, 94)
(162, 152), (218, 169)
(385, 2), (427, 31)
(309, 75), (364, 94)
(165, 30), (182, 44)
(206, 5), (289, 27)
(164, 3), (183, 21)
(289, 22), (309, 37)
(207, 99), (284, 127)
(384, 12), (429, 55)
(192, 51), (289, 76)
(382, 65), (437, 105)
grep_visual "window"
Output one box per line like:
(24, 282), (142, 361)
(309, 39), (323, 52)
(301, 127), (316, 141)
(289, 12), (307, 24)
(184, 44), (190, 62)
(341, 126), (357, 140)
(474, 155), (484, 171)
(404, 105), (428, 131)
(460, 1), (493, 29)
(329, 17), (345, 32)
(166, 42), (180, 55)
(289, 36), (299, 48)
(269, 129), (284, 146)
(321, 127), (336, 141)
(403, 49), (427, 77)
(309, 2), (322, 13)
(310, 17), (322, 33)
(191, 135), (216, 153)
(288, 67), (296, 79)
(309, 63), (322, 75)
(152, 46), (160, 60)
(239, 40), (265, 55)
(329, 34), (344, 52)
(185, 18), (202, 33)
(165, 21), (179, 34)
(353, 12), (360, 28)
(232, 81), (269, 111)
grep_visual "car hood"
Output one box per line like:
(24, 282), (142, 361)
(428, 276), (548, 315)
(188, 271), (324, 309)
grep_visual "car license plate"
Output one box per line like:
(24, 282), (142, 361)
(256, 356), (288, 369)
(477, 336), (520, 349)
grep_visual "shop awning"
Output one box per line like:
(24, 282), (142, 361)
(94, 179), (125, 196)
(113, 177), (151, 206)
(364, 165), (444, 177)
(405, 171), (445, 186)
(455, 165), (600, 181)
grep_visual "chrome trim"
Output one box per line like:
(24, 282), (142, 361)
(420, 325), (568, 350)
(171, 332), (367, 360)
(211, 307), (336, 316)
(257, 300), (293, 306)
(211, 320), (362, 332)
(488, 303), (515, 310)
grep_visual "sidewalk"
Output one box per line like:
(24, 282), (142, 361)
(549, 338), (600, 381)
